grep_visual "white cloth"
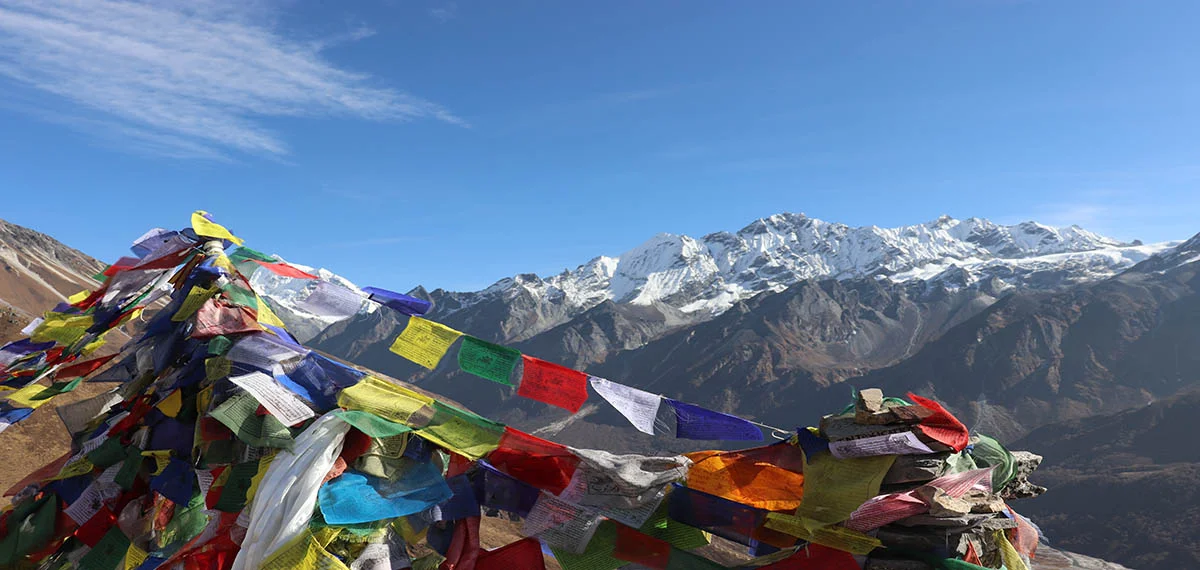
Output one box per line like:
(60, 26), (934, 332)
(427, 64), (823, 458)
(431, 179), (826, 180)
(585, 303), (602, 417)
(230, 412), (348, 570)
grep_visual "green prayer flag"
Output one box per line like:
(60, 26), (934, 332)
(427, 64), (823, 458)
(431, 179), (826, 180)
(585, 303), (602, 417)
(115, 446), (143, 490)
(86, 437), (129, 468)
(210, 392), (295, 449)
(214, 461), (259, 512)
(0, 495), (57, 565)
(221, 283), (258, 310)
(207, 335), (234, 356)
(551, 521), (623, 570)
(456, 336), (520, 385)
(334, 410), (413, 438)
(229, 246), (277, 263)
(33, 378), (82, 400)
(78, 526), (132, 570)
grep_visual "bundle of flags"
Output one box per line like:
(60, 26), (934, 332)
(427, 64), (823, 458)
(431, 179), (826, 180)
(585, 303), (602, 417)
(0, 212), (1040, 570)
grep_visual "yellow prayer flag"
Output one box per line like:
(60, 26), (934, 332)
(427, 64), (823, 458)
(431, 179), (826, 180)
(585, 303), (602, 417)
(49, 457), (95, 481)
(191, 210), (244, 246)
(141, 450), (173, 475)
(197, 385), (214, 414)
(260, 529), (351, 570)
(156, 390), (183, 418)
(763, 512), (881, 555)
(212, 253), (237, 275)
(68, 290), (91, 304)
(255, 294), (287, 328)
(336, 376), (435, 426)
(793, 452), (896, 530)
(80, 332), (109, 356)
(996, 530), (1030, 570)
(31, 314), (93, 345)
(125, 543), (149, 570)
(388, 317), (462, 370)
(5, 383), (54, 409)
(173, 285), (219, 322)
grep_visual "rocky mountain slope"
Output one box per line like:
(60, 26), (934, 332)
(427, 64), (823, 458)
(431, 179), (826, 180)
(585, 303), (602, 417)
(848, 233), (1200, 443)
(1015, 388), (1200, 569)
(0, 218), (103, 323)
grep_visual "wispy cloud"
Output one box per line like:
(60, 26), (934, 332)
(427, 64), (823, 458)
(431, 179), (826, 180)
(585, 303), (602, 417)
(428, 3), (457, 22)
(0, 0), (464, 159)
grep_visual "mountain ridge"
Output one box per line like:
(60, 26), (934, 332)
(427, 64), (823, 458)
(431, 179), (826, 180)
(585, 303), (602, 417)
(416, 213), (1169, 343)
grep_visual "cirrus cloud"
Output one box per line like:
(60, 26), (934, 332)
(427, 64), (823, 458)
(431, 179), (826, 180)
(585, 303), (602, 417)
(0, 0), (464, 159)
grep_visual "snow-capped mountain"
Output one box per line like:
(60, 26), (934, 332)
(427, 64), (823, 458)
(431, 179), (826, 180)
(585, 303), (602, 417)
(429, 213), (1172, 322)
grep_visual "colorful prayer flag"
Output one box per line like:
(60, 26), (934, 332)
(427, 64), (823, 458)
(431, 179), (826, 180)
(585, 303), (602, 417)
(517, 355), (588, 413)
(389, 317), (463, 370)
(457, 336), (520, 385)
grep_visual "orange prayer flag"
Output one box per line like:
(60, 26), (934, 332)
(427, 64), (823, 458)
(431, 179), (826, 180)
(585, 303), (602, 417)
(684, 443), (805, 512)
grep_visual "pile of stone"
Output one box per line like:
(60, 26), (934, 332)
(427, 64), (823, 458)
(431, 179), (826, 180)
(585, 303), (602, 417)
(819, 388), (1046, 570)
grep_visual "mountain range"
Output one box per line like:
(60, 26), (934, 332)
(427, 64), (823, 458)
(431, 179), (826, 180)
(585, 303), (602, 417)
(0, 213), (1193, 569)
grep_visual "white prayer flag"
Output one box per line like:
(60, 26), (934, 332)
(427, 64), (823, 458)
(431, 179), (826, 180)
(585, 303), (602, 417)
(589, 376), (661, 435)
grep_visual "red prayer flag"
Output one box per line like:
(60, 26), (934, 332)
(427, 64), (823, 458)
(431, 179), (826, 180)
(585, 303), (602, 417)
(72, 506), (117, 548)
(908, 393), (969, 451)
(439, 516), (481, 570)
(487, 427), (580, 495)
(251, 260), (318, 279)
(517, 355), (588, 413)
(477, 537), (545, 570)
(614, 524), (671, 569)
(53, 354), (118, 380)
(191, 299), (262, 339)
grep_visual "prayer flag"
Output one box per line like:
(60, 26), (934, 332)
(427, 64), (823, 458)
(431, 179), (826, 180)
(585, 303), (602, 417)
(250, 260), (318, 279)
(457, 336), (520, 385)
(665, 399), (763, 441)
(54, 354), (118, 380)
(517, 355), (588, 413)
(589, 377), (660, 435)
(488, 427), (580, 495)
(363, 287), (431, 316)
(190, 210), (243, 245)
(389, 317), (463, 370)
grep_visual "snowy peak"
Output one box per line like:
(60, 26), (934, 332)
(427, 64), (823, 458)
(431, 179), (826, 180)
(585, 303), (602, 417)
(423, 213), (1169, 336)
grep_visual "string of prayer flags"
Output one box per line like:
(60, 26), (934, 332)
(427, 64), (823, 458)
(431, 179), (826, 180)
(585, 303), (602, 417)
(388, 317), (463, 370)
(517, 355), (589, 413)
(665, 398), (764, 441)
(0, 213), (1046, 570)
(249, 260), (318, 280)
(457, 336), (520, 385)
(362, 287), (432, 316)
(589, 377), (661, 435)
(190, 210), (244, 246)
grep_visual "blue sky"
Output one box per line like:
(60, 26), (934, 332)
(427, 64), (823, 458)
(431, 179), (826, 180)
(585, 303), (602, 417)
(1, 0), (1198, 292)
